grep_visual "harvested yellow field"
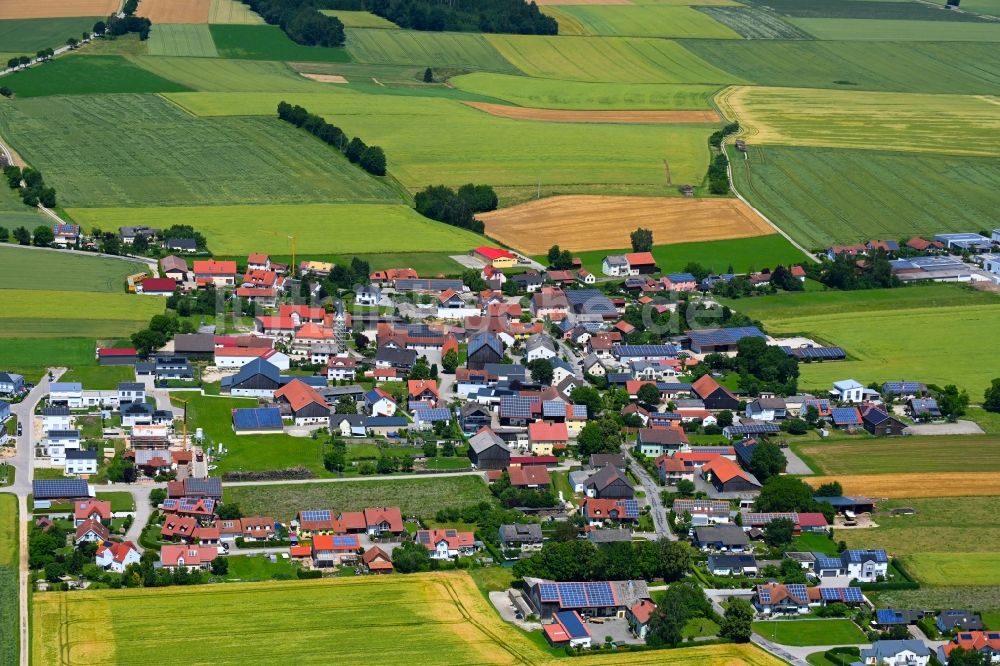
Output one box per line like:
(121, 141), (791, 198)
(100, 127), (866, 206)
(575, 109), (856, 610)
(0, 0), (120, 18)
(33, 572), (785, 665)
(806, 473), (1000, 498)
(465, 101), (720, 124)
(480, 195), (775, 254)
(138, 0), (210, 23)
(300, 73), (348, 83)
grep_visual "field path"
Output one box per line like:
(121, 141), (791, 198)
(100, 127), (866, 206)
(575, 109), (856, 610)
(464, 101), (721, 124)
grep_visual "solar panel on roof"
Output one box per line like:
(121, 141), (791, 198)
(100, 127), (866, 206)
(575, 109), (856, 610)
(787, 584), (808, 602)
(820, 587), (839, 601)
(585, 582), (615, 606)
(32, 479), (89, 499)
(793, 347), (846, 360)
(501, 395), (536, 418)
(543, 400), (567, 417)
(539, 583), (559, 601)
(621, 499), (639, 519)
(556, 611), (589, 639)
(844, 587), (863, 603)
(333, 536), (357, 547)
(758, 588), (771, 604)
(301, 509), (331, 522)
(416, 532), (430, 544)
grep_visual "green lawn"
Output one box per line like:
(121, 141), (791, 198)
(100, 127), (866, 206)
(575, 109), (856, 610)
(344, 27), (518, 72)
(0, 338), (96, 382)
(0, 17), (102, 53)
(224, 554), (299, 581)
(97, 491), (135, 512)
(0, 289), (163, 339)
(60, 365), (136, 390)
(209, 24), (350, 62)
(130, 56), (325, 93)
(0, 246), (148, 293)
(752, 619), (866, 646)
(223, 475), (493, 521)
(0, 55), (192, 97)
(147, 24), (219, 58)
(790, 533), (838, 556)
(451, 73), (720, 110)
(0, 93), (403, 208)
(682, 40), (1000, 94)
(904, 553), (1000, 586)
(69, 204), (483, 256)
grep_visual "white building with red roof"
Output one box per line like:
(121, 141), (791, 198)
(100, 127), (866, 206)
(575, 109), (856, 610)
(415, 528), (477, 560)
(96, 541), (140, 572)
(159, 544), (219, 571)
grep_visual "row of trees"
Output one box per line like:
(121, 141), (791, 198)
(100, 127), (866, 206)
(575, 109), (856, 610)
(324, 0), (557, 34)
(241, 0), (346, 46)
(819, 251), (898, 291)
(706, 151), (729, 195)
(0, 224), (58, 247)
(277, 101), (386, 176)
(512, 537), (694, 584)
(4, 165), (57, 208)
(414, 183), (497, 233)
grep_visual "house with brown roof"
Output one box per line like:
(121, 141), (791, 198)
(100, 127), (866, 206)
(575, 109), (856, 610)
(508, 464), (551, 490)
(528, 421), (569, 455)
(702, 457), (761, 494)
(627, 600), (657, 640)
(407, 379), (439, 404)
(363, 507), (404, 536)
(691, 375), (739, 411)
(193, 260), (237, 288)
(753, 582), (815, 615)
(159, 255), (189, 282)
(159, 544), (218, 572)
(362, 546), (393, 574)
(416, 528), (477, 560)
(274, 379), (329, 426)
(74, 519), (110, 545)
(311, 534), (360, 567)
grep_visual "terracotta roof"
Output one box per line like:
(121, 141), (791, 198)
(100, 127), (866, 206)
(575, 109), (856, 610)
(75, 519), (109, 542)
(312, 534), (360, 551)
(363, 507), (404, 532)
(274, 379), (328, 413)
(139, 277), (177, 293)
(339, 511), (367, 531)
(508, 464), (551, 488)
(407, 379), (439, 399)
(289, 545), (311, 558)
(74, 499), (112, 522)
(193, 260), (236, 275)
(702, 457), (750, 483)
(625, 252), (655, 266)
(944, 631), (1000, 658)
(362, 546), (393, 570)
(247, 253), (269, 264)
(630, 599), (656, 624)
(528, 421), (568, 442)
(160, 544), (217, 567)
(417, 528), (475, 551)
(691, 374), (735, 401)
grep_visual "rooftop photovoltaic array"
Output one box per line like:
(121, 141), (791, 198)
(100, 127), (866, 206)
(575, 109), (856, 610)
(620, 499), (639, 519)
(757, 587), (772, 604)
(726, 424), (780, 435)
(32, 479), (89, 499)
(300, 509), (332, 522)
(538, 581), (617, 608)
(556, 611), (589, 639)
(689, 326), (765, 346)
(501, 395), (537, 418)
(786, 584), (809, 603)
(543, 400), (568, 417)
(820, 587), (864, 603)
(815, 556), (842, 570)
(832, 407), (862, 423)
(613, 344), (680, 357)
(332, 536), (358, 548)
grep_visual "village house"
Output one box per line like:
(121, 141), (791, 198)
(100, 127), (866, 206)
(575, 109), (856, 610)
(274, 380), (329, 426)
(96, 541), (141, 573)
(859, 640), (933, 666)
(193, 259), (237, 288)
(467, 427), (512, 470)
(159, 544), (218, 572)
(312, 534), (361, 567)
(584, 465), (634, 499)
(416, 528), (477, 560)
(499, 523), (544, 553)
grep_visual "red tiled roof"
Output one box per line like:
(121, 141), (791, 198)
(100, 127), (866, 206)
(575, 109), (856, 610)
(630, 599), (656, 624)
(160, 544), (217, 567)
(312, 534), (360, 551)
(247, 253), (269, 264)
(702, 457), (749, 483)
(256, 316), (296, 330)
(193, 260), (236, 275)
(625, 252), (655, 266)
(75, 519), (109, 542)
(364, 507), (404, 532)
(339, 511), (367, 531)
(274, 379), (328, 413)
(508, 464), (551, 488)
(289, 545), (311, 558)
(691, 374), (735, 401)
(528, 421), (568, 442)
(74, 499), (112, 522)
(943, 631), (1000, 658)
(139, 278), (177, 292)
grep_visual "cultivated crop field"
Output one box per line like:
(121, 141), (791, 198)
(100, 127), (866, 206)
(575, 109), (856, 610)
(806, 473), (1000, 499)
(0, 17), (102, 52)
(720, 86), (1000, 157)
(683, 40), (1000, 94)
(68, 204), (483, 256)
(129, 56), (323, 92)
(729, 145), (1000, 248)
(224, 476), (494, 521)
(166, 90), (715, 193)
(694, 6), (810, 39)
(480, 195), (775, 255)
(0, 94), (403, 207)
(0, 246), (149, 292)
(543, 5), (741, 39)
(790, 18), (1000, 41)
(320, 10), (399, 28)
(795, 436), (1000, 475)
(0, 0), (117, 19)
(0, 290), (165, 338)
(0, 494), (16, 666)
(137, 0), (210, 23)
(208, 0), (264, 24)
(484, 34), (742, 84)
(33, 573), (786, 666)
(147, 24), (219, 58)
(465, 102), (720, 123)
(209, 24), (350, 61)
(0, 55), (191, 97)
(344, 27), (518, 72)
(451, 73), (720, 110)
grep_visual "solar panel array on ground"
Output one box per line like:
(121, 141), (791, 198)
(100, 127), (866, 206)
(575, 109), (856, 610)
(786, 346), (846, 360)
(232, 407), (283, 430)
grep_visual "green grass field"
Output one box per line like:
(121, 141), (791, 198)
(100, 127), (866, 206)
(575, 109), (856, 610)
(682, 40), (1000, 94)
(904, 553), (1000, 586)
(960, 0), (1000, 16)
(0, 246), (148, 293)
(67, 204), (484, 255)
(795, 436), (1000, 475)
(740, 0), (989, 20)
(0, 93), (404, 207)
(224, 476), (493, 521)
(563, 234), (806, 276)
(451, 73), (719, 110)
(752, 619), (867, 646)
(345, 27), (519, 72)
(0, 17), (101, 53)
(147, 24), (219, 58)
(0, 338), (96, 381)
(320, 10), (399, 28)
(729, 145), (1000, 248)
(0, 494), (17, 666)
(130, 56), (324, 92)
(484, 34), (742, 84)
(0, 290), (164, 339)
(723, 86), (1000, 157)
(694, 6), (811, 39)
(791, 17), (1000, 40)
(727, 284), (1000, 395)
(209, 0), (265, 24)
(165, 89), (715, 191)
(209, 24), (350, 61)
(31, 574), (785, 666)
(0, 55), (191, 97)
(543, 5), (741, 39)
(59, 365), (137, 390)
(224, 554), (299, 581)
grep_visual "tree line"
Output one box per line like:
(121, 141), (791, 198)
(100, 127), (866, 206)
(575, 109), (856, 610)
(413, 183), (497, 233)
(277, 101), (386, 176)
(240, 0), (345, 46)
(324, 0), (557, 34)
(4, 165), (56, 208)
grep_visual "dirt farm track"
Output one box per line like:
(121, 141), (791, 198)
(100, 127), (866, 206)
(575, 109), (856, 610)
(479, 195), (776, 255)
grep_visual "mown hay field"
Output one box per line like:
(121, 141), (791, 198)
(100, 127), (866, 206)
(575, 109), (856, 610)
(208, 0), (264, 24)
(451, 73), (720, 110)
(0, 246), (149, 293)
(0, 0), (117, 19)
(320, 9), (399, 28)
(33, 574), (787, 666)
(137, 0), (210, 23)
(1, 55), (192, 97)
(166, 90), (715, 192)
(345, 27), (519, 72)
(209, 24), (349, 61)
(903, 554), (1000, 586)
(67, 204), (485, 255)
(720, 86), (1000, 157)
(0, 94), (404, 207)
(729, 145), (1000, 248)
(0, 290), (164, 338)
(695, 6), (811, 39)
(790, 17), (1000, 41)
(805, 473), (1000, 498)
(147, 23), (219, 57)
(683, 40), (1000, 94)
(130, 55), (322, 92)
(543, 5), (741, 38)
(795, 436), (1000, 475)
(481, 195), (774, 254)
(464, 101), (720, 123)
(484, 34), (742, 84)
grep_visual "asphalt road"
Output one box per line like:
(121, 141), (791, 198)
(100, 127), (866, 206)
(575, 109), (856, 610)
(620, 446), (675, 541)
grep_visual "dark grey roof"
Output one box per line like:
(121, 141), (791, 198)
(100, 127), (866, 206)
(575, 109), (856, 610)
(33, 479), (89, 499)
(117, 382), (145, 392)
(41, 406), (70, 416)
(166, 238), (197, 250)
(586, 528), (632, 543)
(585, 465), (631, 492)
(564, 289), (616, 316)
(860, 640), (932, 661)
(173, 333), (215, 353)
(374, 347), (417, 366)
(708, 553), (757, 569)
(330, 414), (366, 427)
(66, 449), (97, 460)
(589, 454), (625, 469)
(469, 428), (510, 455)
(500, 523), (543, 543)
(469, 333), (503, 358)
(694, 525), (749, 547)
(185, 477), (222, 497)
(364, 416), (408, 427)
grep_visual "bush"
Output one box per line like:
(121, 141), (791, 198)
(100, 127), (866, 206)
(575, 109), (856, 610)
(296, 569), (322, 579)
